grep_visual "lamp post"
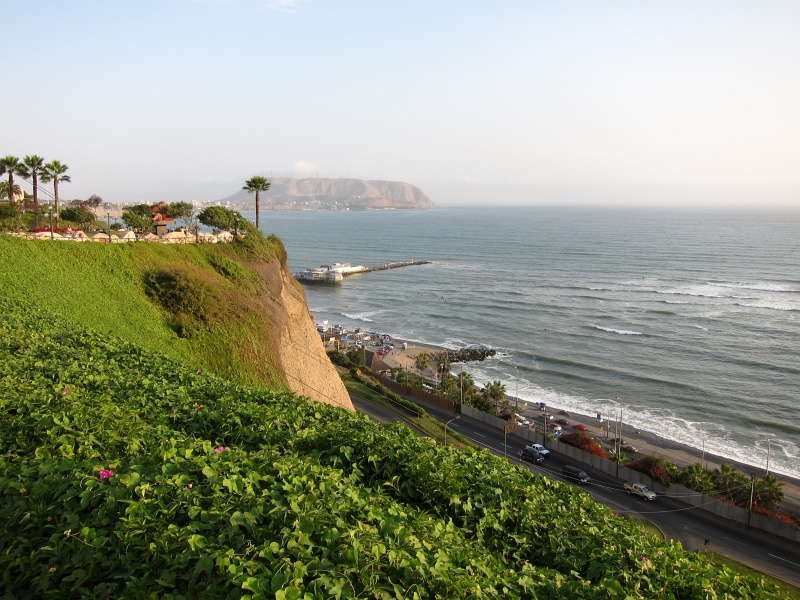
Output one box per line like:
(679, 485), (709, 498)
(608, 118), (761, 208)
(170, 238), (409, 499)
(514, 367), (519, 412)
(444, 416), (460, 447)
(747, 473), (756, 526)
(106, 212), (112, 244)
(46, 205), (54, 240)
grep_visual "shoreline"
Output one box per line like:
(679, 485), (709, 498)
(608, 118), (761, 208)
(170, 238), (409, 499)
(376, 337), (800, 511)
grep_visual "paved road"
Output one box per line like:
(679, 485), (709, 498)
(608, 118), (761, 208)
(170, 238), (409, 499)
(351, 395), (800, 588)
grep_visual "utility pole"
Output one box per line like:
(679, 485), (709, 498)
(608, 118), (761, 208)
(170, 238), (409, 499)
(107, 212), (112, 244)
(748, 474), (756, 526)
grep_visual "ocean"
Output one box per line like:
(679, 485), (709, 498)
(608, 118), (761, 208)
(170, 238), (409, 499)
(260, 206), (800, 479)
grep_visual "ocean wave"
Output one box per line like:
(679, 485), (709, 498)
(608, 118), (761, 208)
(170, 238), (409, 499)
(341, 310), (384, 322)
(657, 288), (722, 299)
(591, 325), (643, 336)
(709, 281), (799, 293)
(736, 301), (799, 312)
(663, 300), (688, 305)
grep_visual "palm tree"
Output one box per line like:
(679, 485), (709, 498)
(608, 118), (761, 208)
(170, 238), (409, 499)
(415, 353), (430, 372)
(0, 181), (22, 202)
(678, 463), (715, 494)
(242, 175), (270, 230)
(40, 160), (70, 228)
(483, 380), (507, 413)
(0, 155), (24, 209)
(20, 155), (45, 227)
(752, 474), (785, 511)
(713, 463), (749, 505)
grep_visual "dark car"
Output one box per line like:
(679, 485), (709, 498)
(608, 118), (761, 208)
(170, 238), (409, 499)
(555, 418), (570, 426)
(520, 447), (544, 464)
(562, 465), (591, 484)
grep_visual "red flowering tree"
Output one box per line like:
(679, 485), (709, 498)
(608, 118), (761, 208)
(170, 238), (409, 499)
(560, 432), (609, 459)
(627, 456), (678, 485)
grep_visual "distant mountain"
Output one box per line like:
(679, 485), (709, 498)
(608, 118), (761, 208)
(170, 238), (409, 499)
(217, 178), (435, 211)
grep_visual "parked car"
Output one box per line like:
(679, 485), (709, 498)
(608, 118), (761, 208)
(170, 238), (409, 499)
(562, 465), (590, 484)
(520, 447), (545, 464)
(624, 482), (657, 501)
(376, 349), (388, 356)
(573, 423), (588, 431)
(526, 443), (550, 457)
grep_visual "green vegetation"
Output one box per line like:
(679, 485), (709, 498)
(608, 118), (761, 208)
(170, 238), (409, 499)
(0, 235), (286, 390)
(701, 551), (800, 600)
(0, 297), (790, 597)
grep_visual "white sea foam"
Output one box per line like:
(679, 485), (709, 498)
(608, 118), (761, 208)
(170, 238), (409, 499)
(591, 325), (643, 336)
(710, 281), (799, 293)
(341, 310), (384, 322)
(737, 301), (799, 312)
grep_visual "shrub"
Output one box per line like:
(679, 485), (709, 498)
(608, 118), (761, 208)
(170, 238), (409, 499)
(560, 432), (610, 459)
(628, 456), (678, 485)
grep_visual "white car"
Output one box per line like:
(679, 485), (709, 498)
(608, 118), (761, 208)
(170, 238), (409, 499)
(527, 443), (550, 457)
(624, 482), (657, 501)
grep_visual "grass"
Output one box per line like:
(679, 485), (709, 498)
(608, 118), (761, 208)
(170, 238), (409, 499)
(0, 235), (287, 390)
(338, 366), (473, 450)
(702, 550), (800, 599)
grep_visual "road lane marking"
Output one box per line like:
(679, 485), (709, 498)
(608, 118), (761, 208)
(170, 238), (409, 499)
(768, 554), (800, 568)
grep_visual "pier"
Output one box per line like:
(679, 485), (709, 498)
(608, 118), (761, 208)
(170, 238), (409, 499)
(363, 260), (431, 272)
(294, 260), (431, 283)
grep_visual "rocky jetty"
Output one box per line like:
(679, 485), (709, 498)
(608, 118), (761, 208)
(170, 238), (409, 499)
(435, 346), (496, 363)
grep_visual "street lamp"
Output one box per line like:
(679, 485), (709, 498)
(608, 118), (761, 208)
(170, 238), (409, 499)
(444, 416), (460, 447)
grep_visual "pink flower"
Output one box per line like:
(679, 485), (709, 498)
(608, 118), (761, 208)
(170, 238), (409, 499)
(196, 369), (202, 374)
(171, 408), (179, 413)
(214, 446), (227, 453)
(187, 484), (193, 489)
(99, 469), (115, 481)
(62, 387), (69, 395)
(194, 405), (201, 410)
(642, 557), (649, 562)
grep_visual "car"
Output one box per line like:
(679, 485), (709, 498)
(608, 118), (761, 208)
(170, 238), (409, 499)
(548, 423), (562, 432)
(520, 447), (544, 464)
(621, 444), (639, 454)
(624, 482), (657, 500)
(573, 423), (588, 431)
(526, 443), (550, 457)
(562, 465), (590, 484)
(376, 349), (388, 356)
(555, 418), (570, 426)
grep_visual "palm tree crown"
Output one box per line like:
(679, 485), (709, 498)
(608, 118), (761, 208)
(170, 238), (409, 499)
(40, 160), (71, 228)
(0, 155), (24, 208)
(20, 155), (45, 227)
(243, 175), (270, 230)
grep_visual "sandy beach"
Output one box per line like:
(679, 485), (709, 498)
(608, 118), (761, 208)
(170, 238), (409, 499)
(376, 338), (800, 513)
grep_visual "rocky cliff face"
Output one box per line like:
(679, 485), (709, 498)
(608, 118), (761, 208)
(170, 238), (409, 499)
(221, 178), (435, 210)
(246, 256), (354, 412)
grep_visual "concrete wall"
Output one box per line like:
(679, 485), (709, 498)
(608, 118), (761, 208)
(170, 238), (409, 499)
(460, 405), (800, 543)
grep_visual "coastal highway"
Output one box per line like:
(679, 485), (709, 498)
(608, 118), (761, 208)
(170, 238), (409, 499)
(351, 394), (800, 588)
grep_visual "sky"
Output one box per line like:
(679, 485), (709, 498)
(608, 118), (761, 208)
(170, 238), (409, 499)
(3, 0), (799, 207)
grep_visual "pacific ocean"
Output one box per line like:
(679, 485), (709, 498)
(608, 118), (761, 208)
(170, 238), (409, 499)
(260, 206), (800, 478)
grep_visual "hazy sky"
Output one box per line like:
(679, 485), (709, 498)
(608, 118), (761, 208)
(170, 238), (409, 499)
(4, 1), (799, 207)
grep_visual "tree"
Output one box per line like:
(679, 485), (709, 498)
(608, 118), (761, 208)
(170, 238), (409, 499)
(197, 206), (237, 231)
(483, 380), (507, 413)
(713, 463), (749, 505)
(0, 181), (22, 202)
(677, 463), (715, 495)
(752, 474), (785, 512)
(20, 155), (45, 227)
(457, 371), (476, 405)
(0, 155), (24, 209)
(60, 206), (96, 229)
(162, 201), (193, 222)
(243, 175), (270, 230)
(415, 353), (431, 372)
(40, 160), (70, 228)
(121, 204), (155, 232)
(87, 194), (103, 217)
